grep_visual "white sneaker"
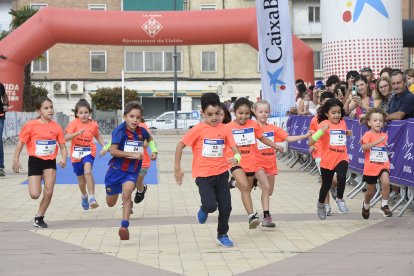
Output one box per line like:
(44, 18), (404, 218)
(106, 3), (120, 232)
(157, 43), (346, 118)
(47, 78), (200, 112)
(336, 199), (348, 214)
(317, 202), (326, 220)
(325, 204), (331, 216)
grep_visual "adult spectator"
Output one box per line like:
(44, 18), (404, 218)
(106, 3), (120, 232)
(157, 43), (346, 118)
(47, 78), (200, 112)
(379, 67), (392, 79)
(344, 75), (374, 119)
(373, 77), (393, 113)
(325, 75), (340, 93)
(0, 82), (8, 176)
(345, 70), (359, 101)
(334, 84), (346, 103)
(360, 67), (375, 91)
(387, 70), (414, 120)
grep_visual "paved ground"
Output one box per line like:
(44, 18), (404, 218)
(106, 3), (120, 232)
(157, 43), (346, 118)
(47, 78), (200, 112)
(0, 134), (413, 276)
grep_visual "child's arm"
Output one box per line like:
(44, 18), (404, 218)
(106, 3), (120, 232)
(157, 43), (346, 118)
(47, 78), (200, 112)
(174, 142), (186, 185)
(361, 136), (386, 150)
(12, 140), (25, 173)
(100, 141), (111, 157)
(95, 133), (105, 148)
(308, 124), (329, 146)
(64, 129), (84, 142)
(285, 131), (312, 143)
(148, 139), (158, 160)
(228, 146), (241, 166)
(109, 144), (142, 160)
(58, 143), (68, 168)
(258, 136), (284, 153)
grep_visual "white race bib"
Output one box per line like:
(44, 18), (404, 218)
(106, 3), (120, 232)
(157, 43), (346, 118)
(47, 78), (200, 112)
(35, 140), (56, 156)
(257, 131), (274, 150)
(370, 146), (388, 162)
(233, 128), (255, 146)
(202, 139), (224, 158)
(330, 130), (346, 146)
(72, 146), (91, 159)
(124, 140), (143, 154)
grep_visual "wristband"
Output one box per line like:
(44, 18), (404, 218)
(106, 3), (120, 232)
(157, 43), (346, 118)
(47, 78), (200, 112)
(311, 129), (325, 142)
(148, 140), (158, 153)
(234, 153), (241, 164)
(103, 141), (112, 151)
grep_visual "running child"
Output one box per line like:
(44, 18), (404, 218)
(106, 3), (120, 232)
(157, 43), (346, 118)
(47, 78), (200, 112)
(361, 108), (392, 218)
(253, 100), (311, 227)
(309, 98), (352, 220)
(104, 101), (153, 240)
(224, 97), (284, 229)
(65, 99), (105, 210)
(174, 93), (240, 247)
(12, 97), (67, 228)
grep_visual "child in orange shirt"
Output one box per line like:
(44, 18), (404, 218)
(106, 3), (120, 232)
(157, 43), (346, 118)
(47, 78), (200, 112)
(361, 108), (392, 218)
(65, 99), (105, 210)
(253, 100), (311, 227)
(224, 97), (284, 229)
(309, 98), (352, 220)
(174, 93), (239, 247)
(12, 97), (67, 228)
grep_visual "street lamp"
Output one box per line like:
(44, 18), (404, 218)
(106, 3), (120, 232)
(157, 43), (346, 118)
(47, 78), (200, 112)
(173, 0), (178, 128)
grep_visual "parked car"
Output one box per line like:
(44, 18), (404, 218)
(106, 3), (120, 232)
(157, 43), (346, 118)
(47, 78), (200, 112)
(145, 110), (201, 129)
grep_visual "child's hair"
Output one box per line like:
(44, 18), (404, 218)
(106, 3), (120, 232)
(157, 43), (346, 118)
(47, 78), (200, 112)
(200, 92), (220, 111)
(253, 99), (271, 111)
(73, 98), (92, 118)
(233, 97), (251, 112)
(124, 101), (143, 115)
(363, 107), (387, 129)
(317, 98), (345, 123)
(404, 68), (414, 79)
(34, 96), (52, 110)
(319, 91), (334, 103)
(220, 102), (232, 124)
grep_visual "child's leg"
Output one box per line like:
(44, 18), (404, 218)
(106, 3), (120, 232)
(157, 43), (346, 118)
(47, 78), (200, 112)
(77, 175), (87, 195)
(121, 181), (135, 221)
(232, 168), (254, 215)
(255, 169), (271, 212)
(106, 194), (119, 207)
(319, 168), (335, 203)
(380, 171), (391, 201)
(36, 169), (56, 216)
(267, 175), (275, 196)
(83, 162), (95, 196)
(28, 175), (43, 199)
(364, 184), (376, 205)
(136, 174), (145, 192)
(195, 176), (219, 215)
(215, 172), (232, 236)
(333, 161), (348, 200)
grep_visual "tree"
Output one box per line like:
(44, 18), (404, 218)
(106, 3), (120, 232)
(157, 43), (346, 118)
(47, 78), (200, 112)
(27, 85), (49, 111)
(8, 6), (38, 111)
(90, 87), (139, 110)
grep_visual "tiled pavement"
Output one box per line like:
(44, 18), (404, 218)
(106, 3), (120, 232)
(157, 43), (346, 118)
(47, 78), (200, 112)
(0, 135), (413, 276)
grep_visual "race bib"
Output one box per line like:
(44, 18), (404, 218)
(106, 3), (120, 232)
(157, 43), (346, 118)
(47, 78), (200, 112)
(257, 131), (274, 150)
(202, 139), (224, 158)
(72, 146), (91, 159)
(124, 140), (143, 154)
(330, 130), (346, 146)
(233, 128), (255, 146)
(35, 140), (56, 156)
(370, 146), (388, 162)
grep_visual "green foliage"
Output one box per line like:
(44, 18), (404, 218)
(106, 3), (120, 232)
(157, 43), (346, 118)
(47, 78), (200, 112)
(25, 84), (49, 111)
(9, 6), (38, 30)
(90, 87), (138, 110)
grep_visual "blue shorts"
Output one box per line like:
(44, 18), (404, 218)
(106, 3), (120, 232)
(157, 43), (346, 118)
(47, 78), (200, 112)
(72, 155), (95, 176)
(105, 167), (138, 195)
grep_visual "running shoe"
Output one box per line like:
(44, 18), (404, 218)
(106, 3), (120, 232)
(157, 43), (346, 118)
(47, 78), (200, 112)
(262, 215), (276, 228)
(0, 168), (5, 177)
(325, 204), (332, 216)
(197, 207), (208, 224)
(336, 199), (349, 214)
(34, 216), (48, 228)
(380, 205), (393, 217)
(361, 201), (370, 220)
(317, 202), (326, 220)
(134, 184), (147, 204)
(118, 227), (129, 240)
(248, 212), (260, 229)
(81, 196), (89, 210)
(216, 234), (234, 247)
(89, 199), (99, 209)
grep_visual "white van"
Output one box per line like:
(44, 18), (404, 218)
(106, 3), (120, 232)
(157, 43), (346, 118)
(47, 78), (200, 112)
(145, 110), (201, 129)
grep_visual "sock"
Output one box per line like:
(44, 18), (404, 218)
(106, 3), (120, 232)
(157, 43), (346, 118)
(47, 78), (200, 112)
(81, 194), (88, 198)
(89, 195), (95, 200)
(35, 213), (43, 218)
(121, 220), (129, 228)
(263, 210), (270, 218)
(325, 204), (330, 207)
(363, 202), (370, 210)
(382, 199), (389, 207)
(248, 213), (256, 218)
(137, 186), (144, 193)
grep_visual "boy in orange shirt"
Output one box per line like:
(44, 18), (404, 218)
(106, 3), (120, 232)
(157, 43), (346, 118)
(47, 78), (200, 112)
(12, 97), (67, 228)
(174, 93), (240, 247)
(361, 108), (392, 218)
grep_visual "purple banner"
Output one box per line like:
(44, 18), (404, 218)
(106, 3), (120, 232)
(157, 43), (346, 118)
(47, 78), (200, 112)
(287, 116), (414, 188)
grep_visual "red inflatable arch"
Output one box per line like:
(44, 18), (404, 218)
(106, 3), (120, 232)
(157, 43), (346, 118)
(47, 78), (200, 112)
(0, 7), (314, 111)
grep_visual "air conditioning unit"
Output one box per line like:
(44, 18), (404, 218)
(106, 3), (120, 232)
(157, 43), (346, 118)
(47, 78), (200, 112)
(68, 81), (84, 95)
(52, 81), (66, 94)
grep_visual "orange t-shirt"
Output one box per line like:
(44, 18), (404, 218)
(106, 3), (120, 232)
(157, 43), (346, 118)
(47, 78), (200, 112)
(139, 122), (151, 168)
(65, 118), (99, 162)
(19, 119), (65, 160)
(182, 122), (236, 178)
(361, 131), (390, 176)
(318, 119), (349, 170)
(309, 116), (322, 159)
(224, 120), (264, 173)
(256, 123), (288, 175)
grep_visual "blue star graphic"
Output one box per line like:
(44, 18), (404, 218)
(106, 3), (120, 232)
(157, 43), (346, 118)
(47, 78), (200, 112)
(267, 67), (285, 93)
(353, 0), (389, 22)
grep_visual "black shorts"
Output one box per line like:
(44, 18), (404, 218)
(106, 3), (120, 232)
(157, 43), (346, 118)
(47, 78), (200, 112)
(230, 166), (255, 177)
(363, 169), (389, 185)
(28, 156), (56, 176)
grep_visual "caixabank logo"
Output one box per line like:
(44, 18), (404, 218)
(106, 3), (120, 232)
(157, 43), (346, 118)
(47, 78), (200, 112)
(267, 66), (286, 94)
(342, 0), (389, 23)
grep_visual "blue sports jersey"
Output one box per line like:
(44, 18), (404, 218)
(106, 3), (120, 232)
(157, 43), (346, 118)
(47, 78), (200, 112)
(108, 122), (150, 173)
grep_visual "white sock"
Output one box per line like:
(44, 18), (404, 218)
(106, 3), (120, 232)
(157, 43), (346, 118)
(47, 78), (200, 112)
(89, 194), (95, 200)
(382, 199), (389, 207)
(81, 194), (88, 198)
(363, 202), (370, 210)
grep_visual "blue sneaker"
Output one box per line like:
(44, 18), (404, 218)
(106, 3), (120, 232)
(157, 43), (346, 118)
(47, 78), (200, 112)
(197, 207), (208, 224)
(81, 196), (89, 210)
(216, 234), (233, 247)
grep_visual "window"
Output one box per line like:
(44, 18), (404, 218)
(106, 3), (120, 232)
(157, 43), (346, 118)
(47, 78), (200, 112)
(201, 51), (216, 72)
(90, 51), (107, 73)
(30, 4), (48, 10)
(313, 51), (323, 70)
(200, 4), (217, 10)
(308, 6), (320, 23)
(124, 51), (182, 72)
(32, 51), (48, 73)
(89, 4), (106, 10)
